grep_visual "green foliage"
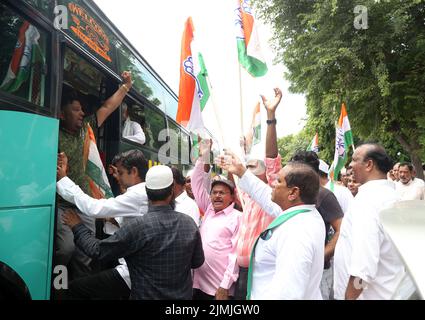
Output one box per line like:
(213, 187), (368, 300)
(255, 0), (425, 169)
(277, 130), (309, 164)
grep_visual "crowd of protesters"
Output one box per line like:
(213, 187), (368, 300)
(54, 85), (424, 300)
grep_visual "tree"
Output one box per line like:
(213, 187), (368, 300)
(255, 0), (425, 178)
(277, 132), (308, 164)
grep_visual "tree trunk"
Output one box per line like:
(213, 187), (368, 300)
(411, 154), (424, 180)
(394, 133), (424, 180)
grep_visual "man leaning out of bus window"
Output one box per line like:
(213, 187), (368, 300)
(55, 71), (132, 284)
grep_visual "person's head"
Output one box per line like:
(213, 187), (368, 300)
(393, 162), (400, 181)
(111, 153), (123, 167)
(271, 162), (319, 211)
(145, 165), (174, 204)
(387, 169), (395, 181)
(349, 143), (392, 185)
(290, 150), (320, 173)
(60, 91), (85, 132)
(347, 175), (361, 197)
(398, 162), (414, 185)
(115, 150), (148, 188)
(185, 170), (194, 199)
(210, 179), (235, 212)
(340, 168), (349, 187)
(346, 166), (353, 177)
(171, 167), (186, 197)
(108, 153), (123, 178)
(318, 159), (330, 186)
(246, 158), (267, 183)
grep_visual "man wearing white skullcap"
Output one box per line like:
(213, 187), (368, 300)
(62, 165), (204, 299)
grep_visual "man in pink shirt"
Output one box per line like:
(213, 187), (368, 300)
(191, 142), (241, 300)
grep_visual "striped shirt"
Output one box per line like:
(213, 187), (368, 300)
(236, 156), (282, 268)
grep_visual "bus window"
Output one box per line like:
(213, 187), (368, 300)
(116, 43), (164, 110)
(181, 130), (190, 164)
(121, 101), (146, 146)
(126, 102), (165, 150)
(168, 120), (182, 162)
(23, 0), (51, 16)
(0, 4), (48, 108)
(163, 92), (178, 120)
(63, 48), (103, 101)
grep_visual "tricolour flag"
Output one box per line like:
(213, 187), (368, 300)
(235, 0), (268, 77)
(191, 133), (200, 161)
(307, 133), (319, 153)
(329, 103), (354, 181)
(197, 52), (210, 112)
(1, 22), (41, 93)
(252, 102), (261, 145)
(83, 124), (113, 199)
(243, 102), (261, 155)
(176, 17), (208, 133)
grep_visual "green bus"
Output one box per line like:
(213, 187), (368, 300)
(0, 0), (216, 299)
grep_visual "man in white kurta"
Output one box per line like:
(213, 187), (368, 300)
(121, 103), (146, 145)
(220, 156), (325, 300)
(336, 143), (405, 300)
(171, 167), (200, 226)
(396, 163), (424, 200)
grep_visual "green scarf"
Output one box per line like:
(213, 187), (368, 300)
(246, 208), (311, 300)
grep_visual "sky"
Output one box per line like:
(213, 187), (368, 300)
(94, 0), (307, 154)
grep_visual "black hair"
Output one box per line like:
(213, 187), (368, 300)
(111, 153), (123, 166)
(60, 90), (80, 111)
(290, 151), (320, 173)
(171, 167), (186, 186)
(318, 171), (328, 179)
(285, 162), (320, 204)
(146, 184), (173, 202)
(119, 149), (148, 181)
(398, 162), (414, 172)
(360, 143), (393, 174)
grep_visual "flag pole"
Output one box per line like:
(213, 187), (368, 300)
(238, 63), (244, 137)
(205, 75), (225, 150)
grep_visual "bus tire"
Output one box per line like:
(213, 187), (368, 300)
(0, 262), (31, 300)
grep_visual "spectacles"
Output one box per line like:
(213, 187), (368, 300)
(211, 191), (231, 196)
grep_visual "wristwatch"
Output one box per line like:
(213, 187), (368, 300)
(266, 119), (277, 125)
